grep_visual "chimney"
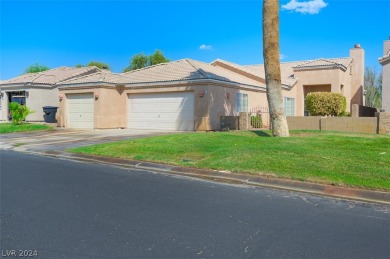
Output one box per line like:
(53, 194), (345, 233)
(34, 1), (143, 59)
(350, 44), (365, 106)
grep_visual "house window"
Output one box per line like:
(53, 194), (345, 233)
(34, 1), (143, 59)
(284, 97), (295, 116)
(236, 93), (248, 112)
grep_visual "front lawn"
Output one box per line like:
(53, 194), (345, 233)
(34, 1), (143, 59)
(0, 123), (52, 134)
(68, 130), (390, 191)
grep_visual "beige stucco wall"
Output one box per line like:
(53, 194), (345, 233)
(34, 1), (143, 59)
(0, 87), (58, 122)
(59, 82), (268, 131)
(0, 94), (6, 121)
(382, 60), (390, 112)
(27, 88), (59, 121)
(123, 83), (267, 131)
(288, 116), (377, 134)
(294, 67), (353, 114)
(58, 87), (124, 129)
(96, 88), (126, 129)
(350, 46), (365, 106)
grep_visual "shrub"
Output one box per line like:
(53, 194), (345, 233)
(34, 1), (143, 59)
(8, 102), (34, 125)
(305, 92), (346, 116)
(250, 115), (263, 128)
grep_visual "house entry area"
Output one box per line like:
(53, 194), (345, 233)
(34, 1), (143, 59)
(6, 91), (27, 120)
(303, 84), (331, 115)
(128, 92), (195, 131)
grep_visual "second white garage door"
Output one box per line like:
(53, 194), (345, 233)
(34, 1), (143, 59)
(67, 93), (94, 129)
(128, 92), (194, 131)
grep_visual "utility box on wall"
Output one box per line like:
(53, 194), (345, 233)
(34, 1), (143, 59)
(220, 116), (239, 130)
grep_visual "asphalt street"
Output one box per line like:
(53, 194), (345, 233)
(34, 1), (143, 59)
(1, 151), (389, 258)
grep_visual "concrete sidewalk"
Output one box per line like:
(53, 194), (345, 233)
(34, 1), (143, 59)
(34, 150), (390, 205)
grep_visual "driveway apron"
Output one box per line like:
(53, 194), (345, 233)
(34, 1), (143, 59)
(0, 128), (172, 152)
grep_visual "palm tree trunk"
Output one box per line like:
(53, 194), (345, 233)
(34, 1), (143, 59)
(263, 0), (289, 137)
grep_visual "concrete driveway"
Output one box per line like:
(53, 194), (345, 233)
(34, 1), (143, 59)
(0, 128), (173, 153)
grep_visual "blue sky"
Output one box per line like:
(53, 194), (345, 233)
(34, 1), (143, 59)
(1, 0), (389, 80)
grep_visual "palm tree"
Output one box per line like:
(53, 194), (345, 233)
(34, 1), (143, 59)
(262, 0), (289, 137)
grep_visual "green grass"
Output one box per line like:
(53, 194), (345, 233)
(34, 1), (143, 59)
(68, 130), (390, 191)
(0, 123), (52, 134)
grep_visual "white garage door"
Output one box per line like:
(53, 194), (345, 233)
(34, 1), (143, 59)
(67, 93), (94, 129)
(128, 92), (194, 131)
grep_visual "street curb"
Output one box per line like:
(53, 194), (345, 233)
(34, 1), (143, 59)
(35, 150), (390, 205)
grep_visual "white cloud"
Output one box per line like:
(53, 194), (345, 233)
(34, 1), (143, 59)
(199, 44), (213, 50)
(281, 0), (328, 15)
(280, 53), (287, 60)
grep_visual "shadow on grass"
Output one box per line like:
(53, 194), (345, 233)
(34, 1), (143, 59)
(251, 130), (271, 137)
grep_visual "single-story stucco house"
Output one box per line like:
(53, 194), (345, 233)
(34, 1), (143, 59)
(56, 59), (267, 130)
(54, 44), (364, 131)
(0, 66), (100, 121)
(379, 37), (390, 112)
(1, 44), (364, 131)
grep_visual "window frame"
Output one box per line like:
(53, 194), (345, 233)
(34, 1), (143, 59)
(236, 93), (249, 113)
(284, 97), (295, 116)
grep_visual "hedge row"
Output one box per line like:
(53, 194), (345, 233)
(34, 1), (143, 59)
(305, 92), (346, 116)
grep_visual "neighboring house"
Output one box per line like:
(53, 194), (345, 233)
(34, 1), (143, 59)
(379, 37), (390, 112)
(0, 67), (100, 121)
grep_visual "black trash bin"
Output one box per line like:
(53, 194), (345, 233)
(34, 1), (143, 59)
(43, 106), (58, 123)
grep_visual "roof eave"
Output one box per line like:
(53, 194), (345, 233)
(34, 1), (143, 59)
(293, 65), (347, 72)
(59, 78), (267, 92)
(58, 81), (118, 89)
(0, 82), (54, 88)
(120, 78), (266, 90)
(379, 55), (390, 65)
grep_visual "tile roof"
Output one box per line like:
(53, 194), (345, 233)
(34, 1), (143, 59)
(293, 57), (352, 71)
(212, 57), (353, 87)
(0, 66), (100, 87)
(59, 59), (266, 89)
(2, 56), (354, 90)
(58, 69), (123, 85)
(213, 59), (300, 87)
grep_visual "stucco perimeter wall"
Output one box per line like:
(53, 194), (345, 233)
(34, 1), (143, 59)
(351, 104), (377, 117)
(287, 116), (321, 130)
(321, 117), (377, 134)
(287, 116), (378, 134)
(376, 112), (390, 134)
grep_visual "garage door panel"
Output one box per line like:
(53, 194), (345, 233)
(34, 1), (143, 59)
(67, 93), (94, 129)
(128, 92), (194, 131)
